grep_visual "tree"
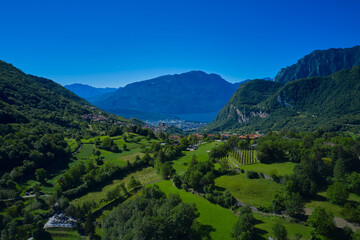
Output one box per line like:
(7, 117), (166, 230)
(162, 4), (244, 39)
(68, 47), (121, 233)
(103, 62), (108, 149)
(160, 162), (175, 179)
(334, 158), (346, 182)
(108, 125), (122, 137)
(284, 192), (305, 218)
(353, 230), (360, 240)
(93, 149), (101, 156)
(23, 210), (33, 224)
(232, 206), (256, 240)
(272, 222), (287, 240)
(128, 176), (141, 189)
(32, 182), (41, 195)
(103, 186), (201, 239)
(307, 207), (335, 236)
(123, 144), (127, 151)
(83, 213), (95, 236)
(35, 168), (46, 183)
(327, 182), (349, 205)
(346, 172), (360, 195)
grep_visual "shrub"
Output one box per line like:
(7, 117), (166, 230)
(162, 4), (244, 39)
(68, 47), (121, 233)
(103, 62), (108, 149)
(246, 171), (259, 179)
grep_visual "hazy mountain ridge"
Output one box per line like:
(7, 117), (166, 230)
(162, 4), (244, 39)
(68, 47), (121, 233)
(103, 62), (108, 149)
(64, 83), (117, 100)
(274, 45), (360, 84)
(92, 71), (240, 118)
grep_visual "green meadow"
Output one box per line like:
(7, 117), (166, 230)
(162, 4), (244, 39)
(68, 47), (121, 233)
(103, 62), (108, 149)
(215, 173), (282, 208)
(154, 180), (237, 240)
(240, 162), (296, 177)
(71, 167), (161, 207)
(171, 142), (220, 175)
(154, 180), (313, 240)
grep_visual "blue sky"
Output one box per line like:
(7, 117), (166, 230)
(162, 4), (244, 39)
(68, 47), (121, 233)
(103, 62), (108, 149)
(0, 0), (359, 87)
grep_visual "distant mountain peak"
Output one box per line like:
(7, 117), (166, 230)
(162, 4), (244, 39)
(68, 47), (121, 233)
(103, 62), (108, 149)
(92, 70), (238, 118)
(274, 45), (360, 83)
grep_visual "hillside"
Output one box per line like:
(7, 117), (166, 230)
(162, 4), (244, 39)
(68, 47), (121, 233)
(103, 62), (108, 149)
(274, 46), (360, 84)
(203, 80), (283, 132)
(0, 60), (123, 172)
(64, 83), (117, 100)
(92, 71), (240, 119)
(205, 66), (360, 133)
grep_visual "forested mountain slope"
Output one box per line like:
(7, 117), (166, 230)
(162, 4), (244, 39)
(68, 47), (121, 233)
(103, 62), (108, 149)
(205, 66), (360, 133)
(0, 60), (123, 173)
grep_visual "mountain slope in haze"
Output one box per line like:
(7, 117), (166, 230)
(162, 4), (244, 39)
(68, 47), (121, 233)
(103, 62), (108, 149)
(206, 66), (360, 133)
(274, 45), (360, 84)
(93, 71), (240, 117)
(64, 83), (117, 100)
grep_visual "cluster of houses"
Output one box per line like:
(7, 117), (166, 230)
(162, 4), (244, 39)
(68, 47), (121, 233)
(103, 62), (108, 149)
(43, 213), (77, 229)
(81, 114), (108, 123)
(144, 120), (207, 132)
(143, 122), (174, 133)
(193, 133), (261, 140)
(168, 133), (261, 141)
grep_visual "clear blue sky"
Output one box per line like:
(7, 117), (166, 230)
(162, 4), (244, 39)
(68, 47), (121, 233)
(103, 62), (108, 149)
(1, 0), (359, 87)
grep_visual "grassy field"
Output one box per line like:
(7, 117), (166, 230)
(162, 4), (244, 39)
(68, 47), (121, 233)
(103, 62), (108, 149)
(215, 173), (282, 208)
(71, 167), (161, 207)
(240, 162), (296, 177)
(46, 229), (81, 240)
(306, 192), (360, 218)
(154, 180), (312, 240)
(254, 213), (313, 239)
(154, 180), (237, 240)
(171, 142), (220, 175)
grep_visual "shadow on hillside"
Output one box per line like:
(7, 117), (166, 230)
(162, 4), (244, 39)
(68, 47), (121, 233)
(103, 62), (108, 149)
(198, 224), (215, 239)
(224, 171), (238, 176)
(254, 219), (267, 239)
(43, 182), (53, 188)
(312, 194), (327, 202)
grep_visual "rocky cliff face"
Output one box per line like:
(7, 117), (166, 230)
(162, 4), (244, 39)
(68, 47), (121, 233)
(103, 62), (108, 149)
(204, 80), (282, 132)
(274, 46), (360, 84)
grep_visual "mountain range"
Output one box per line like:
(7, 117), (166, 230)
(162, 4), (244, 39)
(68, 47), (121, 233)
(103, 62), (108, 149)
(64, 83), (117, 100)
(206, 46), (360, 133)
(65, 72), (272, 122)
(91, 71), (241, 121)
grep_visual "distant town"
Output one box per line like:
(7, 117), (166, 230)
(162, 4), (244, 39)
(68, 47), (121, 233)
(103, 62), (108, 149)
(144, 119), (208, 132)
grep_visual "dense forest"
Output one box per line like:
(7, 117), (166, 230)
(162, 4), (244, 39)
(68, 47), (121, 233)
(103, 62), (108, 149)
(0, 60), (129, 197)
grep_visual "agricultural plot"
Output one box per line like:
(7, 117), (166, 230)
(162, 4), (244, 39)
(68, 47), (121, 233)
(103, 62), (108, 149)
(220, 149), (257, 171)
(229, 149), (257, 165)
